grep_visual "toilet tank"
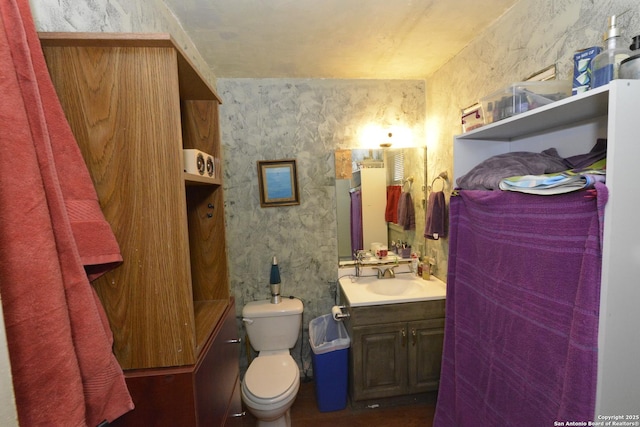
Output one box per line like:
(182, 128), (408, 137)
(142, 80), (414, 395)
(242, 298), (303, 351)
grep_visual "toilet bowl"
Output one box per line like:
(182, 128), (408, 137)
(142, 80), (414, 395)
(241, 353), (300, 426)
(241, 298), (304, 427)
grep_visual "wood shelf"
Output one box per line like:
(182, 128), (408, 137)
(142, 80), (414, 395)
(194, 300), (228, 354)
(184, 172), (222, 186)
(41, 32), (231, 371)
(39, 32), (221, 103)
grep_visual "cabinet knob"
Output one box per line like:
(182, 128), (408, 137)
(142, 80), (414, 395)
(208, 203), (214, 209)
(412, 329), (417, 346)
(401, 329), (407, 347)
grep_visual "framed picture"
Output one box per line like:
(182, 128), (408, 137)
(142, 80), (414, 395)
(257, 159), (300, 207)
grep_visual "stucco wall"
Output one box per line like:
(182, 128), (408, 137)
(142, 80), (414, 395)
(217, 78), (426, 374)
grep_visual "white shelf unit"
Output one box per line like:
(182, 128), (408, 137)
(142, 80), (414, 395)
(453, 80), (640, 416)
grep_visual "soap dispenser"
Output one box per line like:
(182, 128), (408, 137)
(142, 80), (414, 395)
(591, 15), (632, 88)
(269, 256), (282, 304)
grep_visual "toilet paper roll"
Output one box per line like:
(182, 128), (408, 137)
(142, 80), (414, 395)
(332, 305), (344, 321)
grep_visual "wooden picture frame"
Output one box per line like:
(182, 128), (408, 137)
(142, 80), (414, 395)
(257, 159), (300, 207)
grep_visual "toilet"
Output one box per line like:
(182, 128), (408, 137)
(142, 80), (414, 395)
(241, 298), (303, 427)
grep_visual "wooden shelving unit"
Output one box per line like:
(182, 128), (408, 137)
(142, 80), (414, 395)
(40, 32), (241, 425)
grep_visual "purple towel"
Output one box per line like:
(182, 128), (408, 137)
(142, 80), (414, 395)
(434, 184), (607, 427)
(424, 191), (446, 240)
(350, 190), (363, 255)
(397, 192), (415, 230)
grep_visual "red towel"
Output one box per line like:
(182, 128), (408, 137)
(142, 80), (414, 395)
(0, 0), (133, 425)
(385, 185), (402, 223)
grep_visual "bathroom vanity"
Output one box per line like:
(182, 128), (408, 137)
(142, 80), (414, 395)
(338, 273), (446, 405)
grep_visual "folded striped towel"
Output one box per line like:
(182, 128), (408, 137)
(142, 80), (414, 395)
(499, 160), (606, 195)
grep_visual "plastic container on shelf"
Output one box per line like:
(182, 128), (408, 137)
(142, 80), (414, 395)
(309, 314), (351, 412)
(481, 80), (572, 124)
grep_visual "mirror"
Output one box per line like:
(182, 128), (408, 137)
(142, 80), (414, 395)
(336, 147), (427, 262)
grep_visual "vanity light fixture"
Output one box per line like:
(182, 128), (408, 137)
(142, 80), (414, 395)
(380, 132), (393, 148)
(359, 124), (413, 149)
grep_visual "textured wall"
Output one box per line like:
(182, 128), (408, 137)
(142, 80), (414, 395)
(217, 79), (426, 374)
(425, 0), (640, 278)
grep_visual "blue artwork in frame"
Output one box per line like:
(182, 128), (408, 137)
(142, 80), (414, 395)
(257, 159), (300, 207)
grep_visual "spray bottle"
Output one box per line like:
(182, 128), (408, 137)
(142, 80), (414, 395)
(591, 15), (632, 88)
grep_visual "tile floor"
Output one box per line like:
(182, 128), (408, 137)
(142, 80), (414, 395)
(241, 380), (436, 427)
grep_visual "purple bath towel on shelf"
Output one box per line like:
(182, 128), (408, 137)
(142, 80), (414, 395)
(434, 183), (608, 427)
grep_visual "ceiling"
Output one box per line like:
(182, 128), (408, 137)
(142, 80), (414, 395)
(164, 0), (518, 80)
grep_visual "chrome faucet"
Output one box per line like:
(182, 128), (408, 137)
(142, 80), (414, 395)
(374, 266), (397, 279)
(354, 250), (367, 277)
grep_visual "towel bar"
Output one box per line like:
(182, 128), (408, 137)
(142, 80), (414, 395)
(430, 171), (448, 192)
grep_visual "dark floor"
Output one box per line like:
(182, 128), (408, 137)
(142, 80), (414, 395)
(241, 380), (436, 427)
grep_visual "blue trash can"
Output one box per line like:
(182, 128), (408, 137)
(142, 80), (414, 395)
(309, 314), (350, 412)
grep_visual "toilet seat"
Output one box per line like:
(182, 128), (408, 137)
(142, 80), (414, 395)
(243, 354), (298, 404)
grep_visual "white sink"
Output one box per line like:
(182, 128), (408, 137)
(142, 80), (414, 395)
(366, 279), (422, 296)
(339, 273), (446, 307)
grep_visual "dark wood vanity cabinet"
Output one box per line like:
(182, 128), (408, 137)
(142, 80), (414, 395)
(342, 298), (445, 402)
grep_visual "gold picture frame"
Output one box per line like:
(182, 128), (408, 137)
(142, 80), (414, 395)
(257, 159), (300, 207)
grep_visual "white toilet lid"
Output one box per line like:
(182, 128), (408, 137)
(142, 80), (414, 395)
(245, 354), (298, 400)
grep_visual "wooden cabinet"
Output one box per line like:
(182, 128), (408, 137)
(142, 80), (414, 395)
(351, 318), (444, 400)
(453, 80), (640, 416)
(109, 299), (242, 426)
(39, 32), (242, 425)
(341, 296), (445, 402)
(408, 319), (445, 392)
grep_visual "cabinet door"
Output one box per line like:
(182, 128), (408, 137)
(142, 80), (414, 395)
(352, 323), (407, 400)
(195, 300), (241, 426)
(224, 377), (245, 427)
(408, 318), (444, 392)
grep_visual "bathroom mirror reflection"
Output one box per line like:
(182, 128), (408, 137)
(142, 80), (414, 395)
(335, 147), (427, 262)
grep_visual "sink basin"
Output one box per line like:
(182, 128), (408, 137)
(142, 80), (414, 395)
(366, 279), (422, 296)
(339, 273), (446, 307)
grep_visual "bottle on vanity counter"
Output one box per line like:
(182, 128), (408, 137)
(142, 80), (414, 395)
(421, 258), (431, 280)
(411, 252), (420, 275)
